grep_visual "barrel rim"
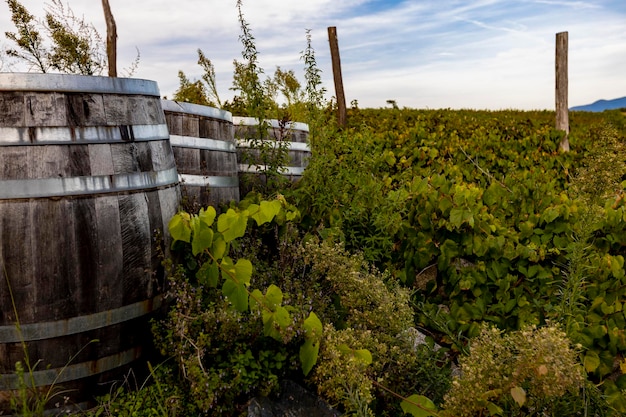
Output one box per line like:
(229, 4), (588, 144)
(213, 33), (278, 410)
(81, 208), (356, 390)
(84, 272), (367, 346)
(161, 99), (233, 122)
(0, 73), (160, 96)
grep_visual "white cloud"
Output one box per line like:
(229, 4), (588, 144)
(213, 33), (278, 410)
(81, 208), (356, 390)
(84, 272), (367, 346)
(1, 0), (624, 109)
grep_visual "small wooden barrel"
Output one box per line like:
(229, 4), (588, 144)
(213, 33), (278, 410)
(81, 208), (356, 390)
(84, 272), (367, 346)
(233, 117), (310, 194)
(162, 100), (239, 209)
(0, 73), (180, 412)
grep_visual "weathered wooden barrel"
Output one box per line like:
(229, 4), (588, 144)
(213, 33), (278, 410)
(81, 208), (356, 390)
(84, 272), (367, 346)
(233, 117), (310, 195)
(0, 73), (180, 412)
(162, 100), (238, 210)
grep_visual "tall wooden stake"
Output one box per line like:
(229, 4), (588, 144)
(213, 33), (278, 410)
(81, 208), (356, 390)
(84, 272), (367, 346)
(328, 26), (347, 128)
(555, 31), (569, 152)
(102, 0), (117, 77)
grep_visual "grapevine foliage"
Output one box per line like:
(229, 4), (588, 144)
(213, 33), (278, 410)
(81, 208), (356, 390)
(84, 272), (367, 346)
(167, 198), (322, 374)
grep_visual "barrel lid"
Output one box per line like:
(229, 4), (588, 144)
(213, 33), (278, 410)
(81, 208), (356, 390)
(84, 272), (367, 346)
(0, 73), (161, 96)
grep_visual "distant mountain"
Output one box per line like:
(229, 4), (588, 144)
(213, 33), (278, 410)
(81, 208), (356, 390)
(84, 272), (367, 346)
(570, 96), (626, 112)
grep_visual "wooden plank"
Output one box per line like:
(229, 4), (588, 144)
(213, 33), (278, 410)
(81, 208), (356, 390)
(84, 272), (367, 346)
(0, 92), (25, 126)
(149, 139), (176, 171)
(30, 198), (78, 320)
(110, 142), (140, 174)
(28, 144), (71, 179)
(88, 143), (115, 176)
(555, 31), (569, 152)
(102, 94), (130, 125)
(0, 146), (29, 181)
(93, 195), (124, 311)
(118, 193), (152, 303)
(182, 114), (200, 137)
(24, 92), (67, 127)
(173, 147), (201, 175)
(328, 26), (347, 127)
(68, 144), (92, 177)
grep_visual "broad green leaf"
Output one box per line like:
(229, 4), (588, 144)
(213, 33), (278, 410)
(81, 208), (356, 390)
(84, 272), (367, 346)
(249, 289), (264, 311)
(400, 394), (437, 417)
(300, 339), (319, 376)
(222, 278), (248, 312)
(168, 212), (191, 243)
(251, 200), (282, 226)
(196, 260), (219, 287)
(264, 284), (283, 310)
(303, 312), (323, 340)
(234, 258), (253, 286)
(217, 209), (248, 242)
(199, 206), (216, 227)
(540, 206), (560, 224)
(263, 305), (291, 340)
(486, 401), (503, 416)
(510, 386), (526, 406)
(584, 350), (601, 373)
(212, 236), (227, 260)
(450, 208), (474, 228)
(191, 227), (213, 256)
(286, 210), (298, 221)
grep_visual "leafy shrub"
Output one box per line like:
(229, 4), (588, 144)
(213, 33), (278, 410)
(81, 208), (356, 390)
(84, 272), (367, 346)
(304, 241), (451, 416)
(442, 324), (586, 416)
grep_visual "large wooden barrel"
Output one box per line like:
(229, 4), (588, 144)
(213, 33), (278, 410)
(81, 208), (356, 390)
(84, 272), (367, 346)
(234, 117), (310, 195)
(0, 73), (180, 412)
(162, 100), (238, 210)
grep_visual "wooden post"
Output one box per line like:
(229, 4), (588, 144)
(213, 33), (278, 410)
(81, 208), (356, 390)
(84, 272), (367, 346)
(555, 31), (569, 152)
(102, 0), (117, 77)
(328, 26), (347, 127)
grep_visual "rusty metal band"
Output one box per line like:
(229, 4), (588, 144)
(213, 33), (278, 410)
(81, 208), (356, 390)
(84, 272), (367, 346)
(0, 124), (169, 145)
(0, 166), (179, 199)
(179, 174), (239, 188)
(0, 295), (163, 343)
(232, 116), (309, 132)
(0, 347), (144, 389)
(169, 134), (236, 152)
(238, 164), (305, 176)
(236, 139), (310, 152)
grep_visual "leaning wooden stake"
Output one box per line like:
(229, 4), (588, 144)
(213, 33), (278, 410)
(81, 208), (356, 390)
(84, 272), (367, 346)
(555, 31), (569, 152)
(328, 26), (347, 127)
(102, 0), (117, 77)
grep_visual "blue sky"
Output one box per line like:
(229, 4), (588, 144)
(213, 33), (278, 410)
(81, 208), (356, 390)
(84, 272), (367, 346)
(1, 0), (625, 109)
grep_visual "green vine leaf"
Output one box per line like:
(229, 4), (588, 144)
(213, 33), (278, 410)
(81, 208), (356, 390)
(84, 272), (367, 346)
(217, 209), (248, 242)
(199, 206), (216, 227)
(300, 338), (319, 376)
(212, 236), (227, 260)
(192, 226), (213, 256)
(400, 394), (438, 417)
(303, 312), (323, 339)
(300, 312), (323, 376)
(250, 200), (282, 226)
(197, 260), (219, 287)
(168, 212), (191, 243)
(222, 278), (248, 312)
(264, 305), (290, 341)
(220, 257), (253, 311)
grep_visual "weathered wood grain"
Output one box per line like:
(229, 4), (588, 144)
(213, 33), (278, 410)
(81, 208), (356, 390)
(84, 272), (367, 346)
(163, 100), (239, 208)
(0, 75), (180, 412)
